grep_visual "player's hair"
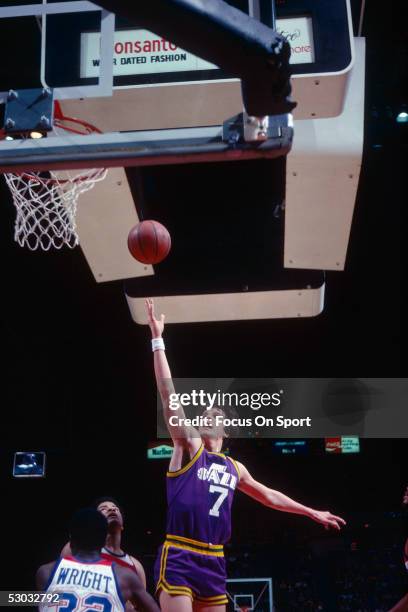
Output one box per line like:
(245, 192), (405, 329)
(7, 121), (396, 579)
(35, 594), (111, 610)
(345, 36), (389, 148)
(203, 406), (226, 417)
(93, 496), (125, 520)
(70, 508), (108, 551)
(201, 405), (239, 437)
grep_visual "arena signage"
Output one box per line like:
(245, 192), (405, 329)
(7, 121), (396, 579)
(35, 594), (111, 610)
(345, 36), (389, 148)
(80, 17), (315, 79)
(80, 28), (217, 78)
(276, 16), (315, 64)
(147, 443), (174, 460)
(325, 437), (360, 454)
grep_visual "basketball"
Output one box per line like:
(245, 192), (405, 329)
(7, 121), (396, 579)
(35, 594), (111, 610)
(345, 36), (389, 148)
(127, 220), (171, 264)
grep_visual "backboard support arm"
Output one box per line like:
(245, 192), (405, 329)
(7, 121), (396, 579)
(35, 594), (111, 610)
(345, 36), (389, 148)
(94, 0), (296, 116)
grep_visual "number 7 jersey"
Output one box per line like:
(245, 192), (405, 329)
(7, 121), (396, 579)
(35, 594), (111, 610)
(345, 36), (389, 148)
(40, 556), (126, 611)
(166, 444), (240, 547)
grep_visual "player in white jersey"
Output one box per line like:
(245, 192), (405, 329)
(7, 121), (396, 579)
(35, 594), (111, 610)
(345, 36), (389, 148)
(62, 497), (146, 586)
(95, 497), (146, 584)
(37, 508), (159, 612)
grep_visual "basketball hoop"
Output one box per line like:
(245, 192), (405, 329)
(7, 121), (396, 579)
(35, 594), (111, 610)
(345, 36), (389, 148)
(2, 104), (107, 251)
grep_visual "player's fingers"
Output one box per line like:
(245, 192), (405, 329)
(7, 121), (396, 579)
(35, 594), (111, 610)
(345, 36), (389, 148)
(161, 314), (165, 324)
(146, 300), (154, 320)
(332, 515), (346, 525)
(329, 519), (341, 530)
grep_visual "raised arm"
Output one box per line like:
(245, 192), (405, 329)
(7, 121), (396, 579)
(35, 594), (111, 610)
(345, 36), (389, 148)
(236, 461), (346, 530)
(145, 299), (201, 458)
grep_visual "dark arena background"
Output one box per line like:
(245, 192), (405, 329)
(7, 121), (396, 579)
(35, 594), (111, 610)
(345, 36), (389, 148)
(0, 440), (407, 610)
(0, 1), (406, 612)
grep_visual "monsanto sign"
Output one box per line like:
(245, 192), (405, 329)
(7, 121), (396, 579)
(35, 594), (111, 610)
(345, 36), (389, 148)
(80, 18), (315, 79)
(80, 28), (217, 78)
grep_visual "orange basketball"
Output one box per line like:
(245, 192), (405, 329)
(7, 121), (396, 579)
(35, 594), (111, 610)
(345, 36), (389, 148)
(127, 220), (171, 264)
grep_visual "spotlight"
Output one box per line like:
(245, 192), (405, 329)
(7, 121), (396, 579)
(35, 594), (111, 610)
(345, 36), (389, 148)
(30, 131), (44, 139)
(396, 107), (408, 123)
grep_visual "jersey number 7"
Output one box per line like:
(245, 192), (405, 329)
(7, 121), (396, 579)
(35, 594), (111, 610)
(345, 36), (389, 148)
(209, 485), (229, 517)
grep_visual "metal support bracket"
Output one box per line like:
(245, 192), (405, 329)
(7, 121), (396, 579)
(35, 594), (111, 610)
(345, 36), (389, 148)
(222, 112), (293, 147)
(3, 88), (54, 134)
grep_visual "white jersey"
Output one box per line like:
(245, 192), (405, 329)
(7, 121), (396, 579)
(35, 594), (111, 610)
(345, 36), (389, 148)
(102, 547), (138, 573)
(41, 555), (125, 611)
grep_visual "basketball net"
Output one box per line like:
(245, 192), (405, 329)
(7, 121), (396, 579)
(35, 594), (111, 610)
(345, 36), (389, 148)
(3, 103), (107, 251)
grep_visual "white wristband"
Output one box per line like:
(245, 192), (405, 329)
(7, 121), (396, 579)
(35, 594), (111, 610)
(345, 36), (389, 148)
(152, 337), (165, 352)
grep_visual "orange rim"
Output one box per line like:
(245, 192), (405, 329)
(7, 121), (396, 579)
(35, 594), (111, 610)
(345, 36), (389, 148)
(53, 116), (103, 136)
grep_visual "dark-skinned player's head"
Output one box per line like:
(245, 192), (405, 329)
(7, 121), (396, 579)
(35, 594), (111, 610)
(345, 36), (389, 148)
(70, 508), (108, 553)
(93, 496), (125, 532)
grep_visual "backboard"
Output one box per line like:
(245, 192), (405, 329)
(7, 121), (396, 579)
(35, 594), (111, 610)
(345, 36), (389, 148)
(226, 577), (274, 611)
(0, 0), (363, 323)
(0, 0), (354, 119)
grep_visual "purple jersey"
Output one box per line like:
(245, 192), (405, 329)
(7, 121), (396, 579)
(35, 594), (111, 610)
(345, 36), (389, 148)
(154, 444), (239, 604)
(166, 444), (240, 546)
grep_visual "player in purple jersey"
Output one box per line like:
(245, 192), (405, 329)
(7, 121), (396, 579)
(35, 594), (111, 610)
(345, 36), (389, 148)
(146, 299), (346, 612)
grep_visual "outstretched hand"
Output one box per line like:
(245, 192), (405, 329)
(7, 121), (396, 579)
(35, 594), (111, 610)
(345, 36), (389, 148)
(145, 298), (165, 338)
(312, 510), (346, 531)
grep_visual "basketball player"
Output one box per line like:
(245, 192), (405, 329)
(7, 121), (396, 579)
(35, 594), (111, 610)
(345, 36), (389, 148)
(146, 298), (346, 612)
(36, 508), (159, 612)
(96, 497), (146, 584)
(61, 497), (145, 611)
(388, 486), (408, 611)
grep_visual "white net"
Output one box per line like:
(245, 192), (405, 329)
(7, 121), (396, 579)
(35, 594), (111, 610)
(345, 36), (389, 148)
(4, 167), (107, 251)
(3, 109), (107, 251)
